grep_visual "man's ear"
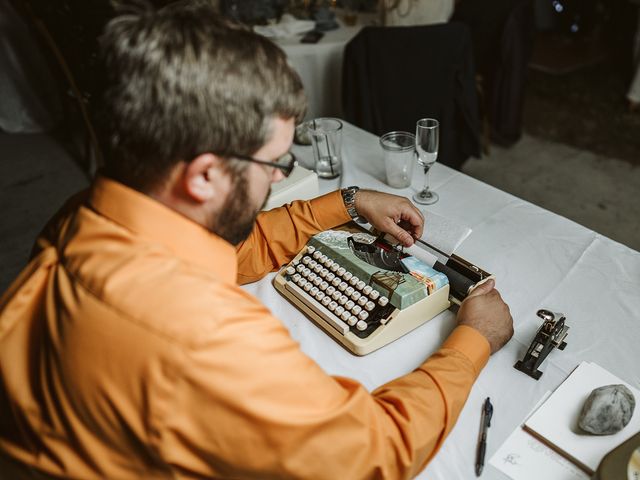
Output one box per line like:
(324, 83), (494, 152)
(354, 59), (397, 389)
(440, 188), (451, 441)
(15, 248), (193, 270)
(183, 153), (225, 203)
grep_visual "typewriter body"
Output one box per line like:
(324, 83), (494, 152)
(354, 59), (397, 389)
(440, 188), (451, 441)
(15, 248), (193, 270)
(273, 223), (491, 355)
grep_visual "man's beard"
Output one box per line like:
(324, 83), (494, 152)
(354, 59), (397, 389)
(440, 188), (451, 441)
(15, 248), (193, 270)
(213, 169), (270, 245)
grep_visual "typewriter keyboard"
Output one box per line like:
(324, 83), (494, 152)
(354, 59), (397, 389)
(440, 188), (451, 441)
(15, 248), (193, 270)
(281, 245), (395, 338)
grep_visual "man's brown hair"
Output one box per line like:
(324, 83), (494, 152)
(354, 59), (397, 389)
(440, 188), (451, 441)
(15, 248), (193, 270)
(97, 0), (306, 191)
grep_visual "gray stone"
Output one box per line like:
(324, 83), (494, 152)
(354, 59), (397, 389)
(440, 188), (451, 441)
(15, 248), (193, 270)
(578, 384), (636, 435)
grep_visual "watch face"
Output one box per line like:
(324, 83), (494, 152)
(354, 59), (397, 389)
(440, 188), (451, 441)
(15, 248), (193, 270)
(343, 189), (356, 204)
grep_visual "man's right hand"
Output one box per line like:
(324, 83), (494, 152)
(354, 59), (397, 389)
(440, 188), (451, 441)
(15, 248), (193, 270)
(456, 279), (513, 354)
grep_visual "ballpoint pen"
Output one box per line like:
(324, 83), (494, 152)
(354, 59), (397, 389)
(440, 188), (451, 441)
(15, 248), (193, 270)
(476, 397), (493, 477)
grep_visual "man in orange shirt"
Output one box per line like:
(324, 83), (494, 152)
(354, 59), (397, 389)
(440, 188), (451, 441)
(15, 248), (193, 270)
(0, 2), (513, 478)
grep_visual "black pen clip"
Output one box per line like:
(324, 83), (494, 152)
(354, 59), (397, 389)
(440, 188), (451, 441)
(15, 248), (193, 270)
(483, 398), (493, 428)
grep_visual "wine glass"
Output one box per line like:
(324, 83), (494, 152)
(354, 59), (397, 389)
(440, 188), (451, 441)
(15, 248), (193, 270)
(412, 118), (439, 205)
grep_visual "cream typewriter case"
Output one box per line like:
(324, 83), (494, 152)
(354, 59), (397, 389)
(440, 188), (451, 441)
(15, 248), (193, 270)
(273, 223), (491, 355)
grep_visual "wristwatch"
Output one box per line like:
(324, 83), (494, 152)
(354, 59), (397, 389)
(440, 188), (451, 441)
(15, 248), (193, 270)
(341, 185), (361, 221)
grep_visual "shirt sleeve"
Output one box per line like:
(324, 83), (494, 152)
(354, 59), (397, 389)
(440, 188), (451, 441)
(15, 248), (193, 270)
(157, 283), (490, 480)
(235, 190), (351, 284)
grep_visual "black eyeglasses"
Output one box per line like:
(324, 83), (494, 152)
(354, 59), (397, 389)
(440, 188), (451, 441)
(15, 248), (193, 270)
(226, 151), (298, 177)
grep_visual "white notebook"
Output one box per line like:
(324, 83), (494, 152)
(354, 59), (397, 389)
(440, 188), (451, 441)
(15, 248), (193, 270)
(263, 166), (318, 211)
(523, 361), (640, 474)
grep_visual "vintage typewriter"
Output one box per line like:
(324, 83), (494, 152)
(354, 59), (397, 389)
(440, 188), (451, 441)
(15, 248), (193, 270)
(273, 223), (492, 355)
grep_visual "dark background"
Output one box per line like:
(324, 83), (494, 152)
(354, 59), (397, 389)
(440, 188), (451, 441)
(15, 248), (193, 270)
(13, 0), (640, 167)
(524, 0), (640, 167)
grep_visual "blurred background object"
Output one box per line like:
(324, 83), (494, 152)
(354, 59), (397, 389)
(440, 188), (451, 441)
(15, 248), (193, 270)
(380, 0), (454, 27)
(0, 0), (63, 134)
(525, 0), (640, 167)
(453, 0), (535, 148)
(221, 0), (288, 24)
(342, 23), (481, 170)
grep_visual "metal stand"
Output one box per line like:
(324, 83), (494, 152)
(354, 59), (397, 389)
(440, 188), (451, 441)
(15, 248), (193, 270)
(514, 309), (569, 380)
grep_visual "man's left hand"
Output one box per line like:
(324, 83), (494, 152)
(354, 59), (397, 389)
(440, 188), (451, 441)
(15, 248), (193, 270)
(354, 190), (423, 247)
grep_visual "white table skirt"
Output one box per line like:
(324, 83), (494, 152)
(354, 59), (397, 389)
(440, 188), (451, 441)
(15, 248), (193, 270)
(276, 22), (364, 120)
(242, 122), (640, 479)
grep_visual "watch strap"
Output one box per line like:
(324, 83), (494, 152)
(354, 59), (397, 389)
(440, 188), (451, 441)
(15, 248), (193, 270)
(341, 186), (360, 220)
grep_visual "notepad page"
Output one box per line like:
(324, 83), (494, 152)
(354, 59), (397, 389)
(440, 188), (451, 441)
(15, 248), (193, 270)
(523, 361), (640, 474)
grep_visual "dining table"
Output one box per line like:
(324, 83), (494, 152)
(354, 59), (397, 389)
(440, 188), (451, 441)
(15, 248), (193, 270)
(275, 15), (374, 120)
(245, 121), (640, 479)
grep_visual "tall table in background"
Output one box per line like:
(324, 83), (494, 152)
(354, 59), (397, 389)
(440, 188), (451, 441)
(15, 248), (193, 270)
(246, 121), (640, 479)
(275, 21), (366, 120)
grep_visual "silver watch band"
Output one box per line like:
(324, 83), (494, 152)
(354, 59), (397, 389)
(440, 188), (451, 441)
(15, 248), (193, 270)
(341, 186), (360, 220)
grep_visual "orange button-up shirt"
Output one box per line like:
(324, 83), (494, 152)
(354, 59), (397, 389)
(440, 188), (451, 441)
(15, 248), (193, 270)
(0, 177), (489, 479)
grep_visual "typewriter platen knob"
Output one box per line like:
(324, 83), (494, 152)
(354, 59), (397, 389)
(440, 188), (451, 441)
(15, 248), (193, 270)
(536, 309), (554, 322)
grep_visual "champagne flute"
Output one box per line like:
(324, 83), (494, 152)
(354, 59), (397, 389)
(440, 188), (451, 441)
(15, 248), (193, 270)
(412, 118), (439, 205)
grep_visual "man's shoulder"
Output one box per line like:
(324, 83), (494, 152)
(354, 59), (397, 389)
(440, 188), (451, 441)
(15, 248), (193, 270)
(73, 252), (266, 350)
(56, 213), (265, 351)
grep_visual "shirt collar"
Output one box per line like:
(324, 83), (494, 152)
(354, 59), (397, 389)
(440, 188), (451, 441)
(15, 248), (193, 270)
(88, 176), (238, 284)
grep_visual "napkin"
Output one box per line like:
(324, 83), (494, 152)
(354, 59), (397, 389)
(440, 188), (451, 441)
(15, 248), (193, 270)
(253, 14), (316, 39)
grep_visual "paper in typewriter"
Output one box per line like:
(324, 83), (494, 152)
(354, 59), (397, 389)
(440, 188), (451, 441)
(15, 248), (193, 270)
(420, 210), (472, 260)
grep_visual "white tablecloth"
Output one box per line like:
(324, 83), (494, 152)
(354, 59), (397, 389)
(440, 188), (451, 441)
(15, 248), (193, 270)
(243, 122), (640, 479)
(276, 23), (363, 120)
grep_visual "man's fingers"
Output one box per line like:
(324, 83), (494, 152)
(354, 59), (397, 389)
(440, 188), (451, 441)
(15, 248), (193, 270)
(401, 206), (425, 239)
(466, 278), (495, 298)
(398, 208), (425, 240)
(361, 193), (426, 246)
(385, 219), (415, 247)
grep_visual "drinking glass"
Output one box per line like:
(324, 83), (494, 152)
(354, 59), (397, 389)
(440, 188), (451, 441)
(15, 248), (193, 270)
(379, 131), (415, 188)
(309, 118), (343, 179)
(412, 118), (439, 205)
